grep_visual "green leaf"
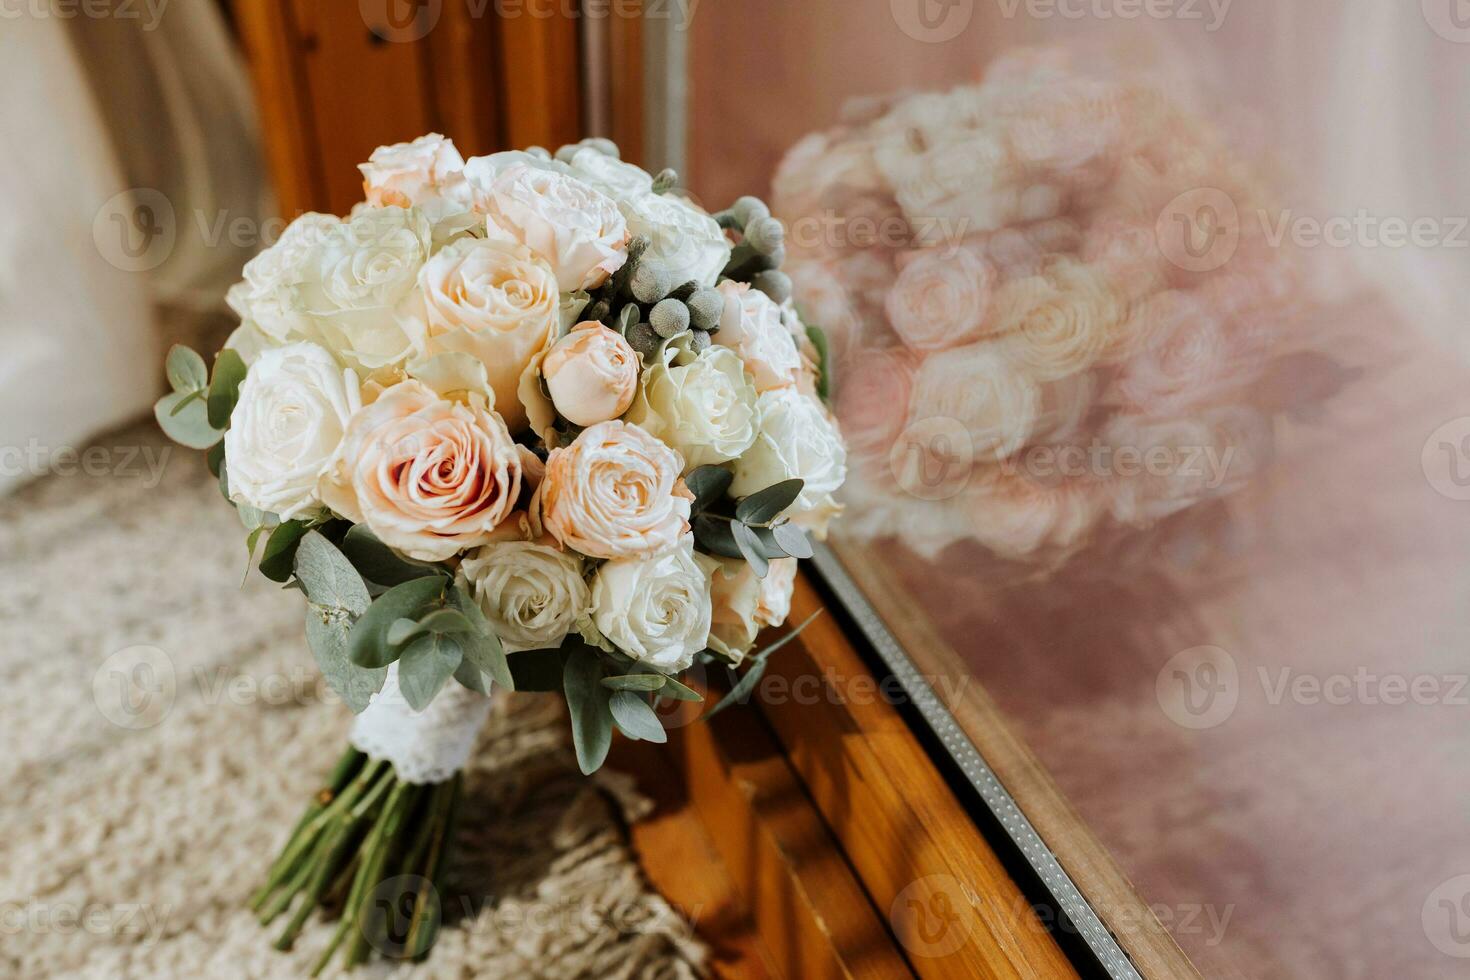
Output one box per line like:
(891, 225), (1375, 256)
(258, 520), (311, 583)
(706, 659), (768, 719)
(693, 514), (741, 559)
(805, 322), (831, 402)
(771, 521), (813, 560)
(453, 658), (492, 695)
(206, 349), (248, 430)
(348, 576), (448, 669)
(168, 388), (205, 416)
(563, 649), (613, 775)
(340, 524), (448, 587)
(736, 479), (804, 525)
(609, 691), (668, 743)
(685, 465), (734, 514)
(507, 649), (568, 692)
(207, 440), (226, 478)
(448, 583), (512, 691)
(387, 617), (422, 647)
(659, 674), (703, 702)
(732, 521), (770, 577)
(397, 632), (464, 710)
(601, 673), (667, 693)
(165, 344), (209, 393)
(154, 390), (224, 450)
(294, 531), (371, 616)
(305, 606), (386, 713)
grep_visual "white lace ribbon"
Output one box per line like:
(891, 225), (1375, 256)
(349, 663), (492, 784)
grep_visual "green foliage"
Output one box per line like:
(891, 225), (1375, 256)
(347, 577), (449, 670)
(601, 673), (667, 693)
(706, 610), (824, 719)
(207, 349), (248, 430)
(735, 479), (804, 525)
(804, 321), (831, 402)
(447, 582), (512, 692)
(692, 476), (808, 575)
(155, 344), (245, 450)
(154, 390), (224, 450)
(166, 345), (209, 393)
(563, 647), (613, 775)
(259, 520), (312, 583)
(397, 632), (463, 711)
(609, 691), (667, 743)
(685, 464), (733, 514)
(294, 532), (383, 713)
(339, 525), (448, 588)
(731, 521), (769, 577)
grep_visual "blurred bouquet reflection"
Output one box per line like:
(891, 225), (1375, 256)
(774, 48), (1353, 571)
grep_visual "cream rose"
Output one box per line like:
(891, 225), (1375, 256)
(224, 341), (361, 520)
(731, 388), (847, 526)
(461, 540), (591, 653)
(541, 323), (640, 426)
(320, 381), (522, 561)
(295, 206), (433, 374)
(227, 212), (341, 344)
(359, 133), (470, 210)
(417, 237), (561, 432)
(707, 556), (797, 662)
(564, 146), (654, 200)
(625, 345), (758, 470)
(591, 538), (713, 672)
(537, 420), (692, 560)
(715, 281), (803, 392)
(994, 260), (1119, 382)
(907, 344), (1039, 464)
(480, 163), (629, 292)
(885, 248), (996, 352)
(621, 191), (731, 288)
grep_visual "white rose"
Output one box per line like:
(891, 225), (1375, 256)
(417, 237), (561, 432)
(359, 133), (471, 211)
(591, 538), (713, 672)
(564, 146), (654, 200)
(223, 341), (361, 520)
(707, 556), (797, 662)
(715, 281), (803, 392)
(621, 191), (731, 288)
(461, 540), (591, 653)
(731, 388), (847, 524)
(228, 212), (341, 343)
(625, 345), (758, 470)
(480, 163), (629, 292)
(295, 206), (434, 373)
(462, 150), (565, 201)
(906, 344), (1039, 464)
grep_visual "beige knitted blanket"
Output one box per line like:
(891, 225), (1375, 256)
(0, 422), (706, 978)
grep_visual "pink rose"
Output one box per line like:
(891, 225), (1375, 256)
(541, 322), (640, 427)
(715, 281), (803, 391)
(537, 420), (692, 560)
(885, 248), (996, 352)
(320, 381), (522, 562)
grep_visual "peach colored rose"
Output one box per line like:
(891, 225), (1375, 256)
(320, 381), (522, 562)
(716, 281), (803, 392)
(537, 420), (692, 560)
(993, 259), (1117, 382)
(479, 163), (629, 292)
(418, 237), (560, 432)
(706, 556), (798, 662)
(542, 322), (639, 427)
(885, 248), (996, 352)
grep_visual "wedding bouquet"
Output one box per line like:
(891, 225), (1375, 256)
(154, 134), (845, 972)
(774, 50), (1346, 569)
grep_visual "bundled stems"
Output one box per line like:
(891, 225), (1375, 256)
(250, 748), (466, 974)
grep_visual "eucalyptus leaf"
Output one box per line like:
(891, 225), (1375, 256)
(206, 349), (248, 430)
(563, 649), (613, 775)
(258, 519), (311, 583)
(609, 691), (667, 743)
(735, 479), (805, 525)
(601, 674), (668, 693)
(732, 521), (770, 577)
(386, 617), (422, 648)
(659, 674), (703, 703)
(693, 514), (741, 559)
(448, 583), (511, 690)
(453, 658), (492, 695)
(348, 576), (448, 669)
(294, 531), (371, 616)
(771, 521), (814, 560)
(685, 465), (733, 515)
(805, 322), (831, 402)
(305, 606), (385, 713)
(705, 659), (767, 719)
(154, 391), (224, 450)
(340, 524), (448, 587)
(165, 344), (208, 393)
(397, 632), (464, 710)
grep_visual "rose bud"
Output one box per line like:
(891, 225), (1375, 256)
(542, 322), (640, 426)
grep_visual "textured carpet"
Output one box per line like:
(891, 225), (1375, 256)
(0, 422), (707, 979)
